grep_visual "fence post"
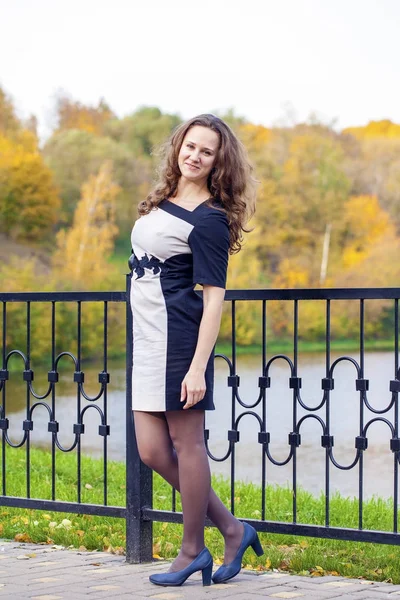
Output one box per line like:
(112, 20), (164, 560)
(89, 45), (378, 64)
(125, 273), (153, 563)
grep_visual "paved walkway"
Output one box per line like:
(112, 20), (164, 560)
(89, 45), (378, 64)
(0, 539), (399, 600)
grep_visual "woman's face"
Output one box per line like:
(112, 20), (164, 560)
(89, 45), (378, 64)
(178, 125), (220, 184)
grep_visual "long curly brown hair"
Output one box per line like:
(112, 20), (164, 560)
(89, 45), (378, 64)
(137, 114), (257, 253)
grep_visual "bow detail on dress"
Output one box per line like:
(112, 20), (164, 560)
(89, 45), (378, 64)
(128, 252), (165, 279)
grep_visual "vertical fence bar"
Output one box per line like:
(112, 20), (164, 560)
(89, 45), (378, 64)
(103, 301), (108, 507)
(126, 274), (153, 563)
(51, 301), (56, 501)
(26, 302), (31, 499)
(394, 298), (399, 533)
(358, 299), (365, 530)
(230, 299), (236, 516)
(261, 299), (267, 521)
(77, 301), (82, 504)
(325, 299), (331, 527)
(292, 299), (298, 523)
(1, 302), (6, 496)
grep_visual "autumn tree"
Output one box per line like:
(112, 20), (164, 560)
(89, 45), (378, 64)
(55, 94), (114, 136)
(338, 195), (394, 268)
(0, 87), (21, 137)
(53, 162), (120, 287)
(43, 128), (146, 237)
(0, 133), (60, 242)
(343, 119), (400, 140)
(104, 106), (181, 159)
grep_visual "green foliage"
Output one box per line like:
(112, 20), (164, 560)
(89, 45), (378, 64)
(104, 106), (181, 158)
(42, 129), (144, 234)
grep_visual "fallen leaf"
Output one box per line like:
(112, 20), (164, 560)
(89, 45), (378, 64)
(152, 542), (161, 555)
(85, 483), (93, 490)
(14, 533), (32, 543)
(76, 530), (85, 537)
(265, 558), (271, 569)
(42, 514), (52, 520)
(25, 553), (36, 558)
(78, 546), (87, 552)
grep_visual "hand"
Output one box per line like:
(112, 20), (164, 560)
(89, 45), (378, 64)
(180, 368), (206, 409)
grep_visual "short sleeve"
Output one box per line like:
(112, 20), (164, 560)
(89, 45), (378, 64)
(188, 212), (230, 288)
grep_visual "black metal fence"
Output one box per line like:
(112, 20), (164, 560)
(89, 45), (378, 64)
(1, 280), (399, 563)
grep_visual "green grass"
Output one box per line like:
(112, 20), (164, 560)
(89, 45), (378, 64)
(215, 338), (395, 356)
(0, 447), (399, 583)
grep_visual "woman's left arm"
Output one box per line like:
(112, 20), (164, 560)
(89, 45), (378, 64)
(180, 285), (225, 409)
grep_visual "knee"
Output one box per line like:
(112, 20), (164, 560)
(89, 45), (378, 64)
(137, 443), (174, 473)
(170, 434), (205, 457)
(137, 444), (158, 470)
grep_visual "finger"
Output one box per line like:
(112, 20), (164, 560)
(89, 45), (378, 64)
(186, 390), (195, 407)
(191, 391), (202, 406)
(180, 381), (187, 402)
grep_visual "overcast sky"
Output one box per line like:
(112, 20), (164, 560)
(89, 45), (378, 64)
(1, 0), (399, 140)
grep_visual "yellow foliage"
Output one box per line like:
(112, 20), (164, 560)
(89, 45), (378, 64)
(0, 133), (60, 240)
(56, 96), (113, 136)
(341, 195), (394, 268)
(343, 119), (400, 140)
(238, 123), (272, 152)
(53, 162), (120, 287)
(272, 259), (310, 289)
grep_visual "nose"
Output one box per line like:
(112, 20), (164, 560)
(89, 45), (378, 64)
(190, 149), (200, 162)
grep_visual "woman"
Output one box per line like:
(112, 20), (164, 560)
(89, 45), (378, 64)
(129, 114), (261, 586)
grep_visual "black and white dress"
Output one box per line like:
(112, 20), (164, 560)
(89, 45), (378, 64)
(129, 198), (230, 412)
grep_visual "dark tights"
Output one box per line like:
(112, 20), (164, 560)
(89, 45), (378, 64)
(133, 410), (244, 571)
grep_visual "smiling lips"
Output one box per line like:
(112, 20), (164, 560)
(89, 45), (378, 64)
(185, 162), (200, 170)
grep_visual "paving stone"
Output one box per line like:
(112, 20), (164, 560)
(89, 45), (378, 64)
(349, 591), (394, 597)
(149, 593), (185, 599)
(31, 595), (64, 600)
(232, 596), (283, 600)
(368, 585), (400, 593)
(270, 593), (305, 598)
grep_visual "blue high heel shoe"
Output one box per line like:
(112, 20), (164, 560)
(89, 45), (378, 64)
(149, 547), (213, 587)
(212, 522), (264, 583)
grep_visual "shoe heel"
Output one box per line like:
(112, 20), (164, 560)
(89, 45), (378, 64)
(251, 535), (264, 557)
(202, 561), (213, 586)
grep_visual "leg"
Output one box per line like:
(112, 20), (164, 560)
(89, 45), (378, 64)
(133, 410), (244, 564)
(165, 409), (209, 570)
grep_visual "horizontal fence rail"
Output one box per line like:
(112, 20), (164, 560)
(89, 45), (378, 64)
(0, 283), (399, 562)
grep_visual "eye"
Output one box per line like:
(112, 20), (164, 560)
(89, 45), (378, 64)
(186, 143), (194, 149)
(203, 150), (212, 156)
